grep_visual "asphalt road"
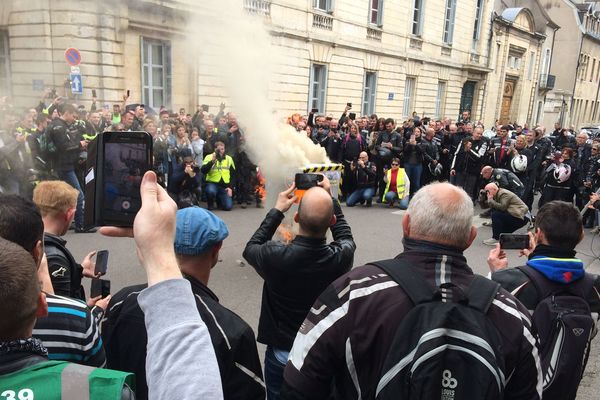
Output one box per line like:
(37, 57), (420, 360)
(65, 202), (600, 399)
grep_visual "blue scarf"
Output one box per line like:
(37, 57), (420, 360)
(526, 244), (584, 283)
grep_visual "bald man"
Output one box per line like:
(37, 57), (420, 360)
(281, 183), (541, 399)
(243, 175), (356, 399)
(479, 182), (529, 246)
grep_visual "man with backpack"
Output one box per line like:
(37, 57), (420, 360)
(488, 201), (600, 400)
(280, 182), (542, 400)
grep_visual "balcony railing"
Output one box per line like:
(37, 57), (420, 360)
(539, 74), (556, 90)
(367, 27), (382, 41)
(243, 0), (271, 17)
(313, 13), (333, 30)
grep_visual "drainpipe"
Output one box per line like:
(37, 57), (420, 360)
(566, 0), (587, 127)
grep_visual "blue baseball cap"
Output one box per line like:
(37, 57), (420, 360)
(174, 207), (229, 255)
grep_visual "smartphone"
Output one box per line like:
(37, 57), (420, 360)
(294, 173), (324, 203)
(499, 234), (530, 250)
(311, 108), (319, 113)
(49, 88), (57, 99)
(295, 173), (324, 190)
(91, 278), (111, 298)
(202, 104), (209, 112)
(94, 250), (109, 276)
(347, 102), (352, 108)
(349, 112), (356, 120)
(84, 131), (153, 227)
(92, 89), (97, 98)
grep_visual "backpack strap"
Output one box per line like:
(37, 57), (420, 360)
(517, 265), (596, 300)
(466, 275), (500, 313)
(370, 259), (438, 305)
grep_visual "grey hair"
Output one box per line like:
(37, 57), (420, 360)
(407, 183), (474, 248)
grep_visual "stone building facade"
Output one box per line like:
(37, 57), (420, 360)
(0, 0), (595, 129)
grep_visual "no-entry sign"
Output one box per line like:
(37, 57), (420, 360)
(64, 48), (81, 66)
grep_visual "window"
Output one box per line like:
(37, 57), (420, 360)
(472, 0), (484, 43)
(542, 48), (551, 76)
(362, 71), (377, 116)
(141, 38), (172, 109)
(591, 59), (596, 82)
(369, 0), (383, 26)
(443, 0), (457, 45)
(309, 63), (328, 113)
(412, 0), (424, 36)
(313, 0), (334, 13)
(0, 30), (10, 97)
(434, 81), (447, 118)
(527, 51), (535, 80)
(403, 77), (416, 117)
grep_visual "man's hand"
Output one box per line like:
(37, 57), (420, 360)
(225, 187), (232, 197)
(450, 169), (456, 177)
(184, 164), (196, 177)
(87, 294), (112, 311)
(80, 140), (89, 149)
(317, 174), (332, 195)
(588, 193), (600, 208)
(274, 183), (297, 213)
(99, 171), (181, 286)
(519, 231), (536, 258)
(487, 244), (508, 273)
(81, 251), (98, 278)
(442, 148), (449, 154)
(357, 159), (365, 168)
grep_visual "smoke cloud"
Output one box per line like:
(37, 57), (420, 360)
(184, 0), (329, 203)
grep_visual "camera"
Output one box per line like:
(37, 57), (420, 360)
(192, 165), (200, 173)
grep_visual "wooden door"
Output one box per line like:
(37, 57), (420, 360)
(500, 80), (514, 124)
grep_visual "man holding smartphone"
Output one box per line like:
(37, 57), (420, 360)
(243, 176), (356, 399)
(487, 201), (600, 400)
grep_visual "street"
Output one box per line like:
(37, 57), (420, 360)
(66, 202), (600, 399)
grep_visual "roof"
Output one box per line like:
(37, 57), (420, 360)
(501, 7), (526, 23)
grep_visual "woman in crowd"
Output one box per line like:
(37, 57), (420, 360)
(402, 127), (424, 198)
(382, 157), (410, 209)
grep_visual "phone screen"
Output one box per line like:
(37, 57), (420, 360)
(91, 279), (111, 298)
(95, 250), (109, 276)
(101, 132), (152, 226)
(499, 234), (530, 250)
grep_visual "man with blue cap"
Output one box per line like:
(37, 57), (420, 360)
(102, 206), (265, 400)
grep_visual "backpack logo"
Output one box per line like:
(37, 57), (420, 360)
(441, 369), (458, 400)
(441, 369), (458, 389)
(573, 328), (584, 337)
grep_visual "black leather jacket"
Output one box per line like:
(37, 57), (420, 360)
(44, 233), (85, 300)
(243, 198), (356, 350)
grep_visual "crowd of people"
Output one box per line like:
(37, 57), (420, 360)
(2, 90), (600, 399)
(2, 89), (600, 233)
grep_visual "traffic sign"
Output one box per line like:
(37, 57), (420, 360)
(70, 73), (83, 94)
(65, 48), (81, 66)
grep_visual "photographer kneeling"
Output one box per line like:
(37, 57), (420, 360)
(479, 182), (530, 246)
(201, 141), (235, 211)
(168, 149), (202, 209)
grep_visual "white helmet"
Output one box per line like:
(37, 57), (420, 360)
(554, 164), (572, 183)
(511, 155), (528, 172)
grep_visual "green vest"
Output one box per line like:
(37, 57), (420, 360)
(0, 361), (134, 400)
(383, 168), (406, 201)
(202, 154), (235, 184)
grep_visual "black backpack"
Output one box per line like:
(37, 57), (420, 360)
(517, 265), (596, 400)
(372, 259), (505, 400)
